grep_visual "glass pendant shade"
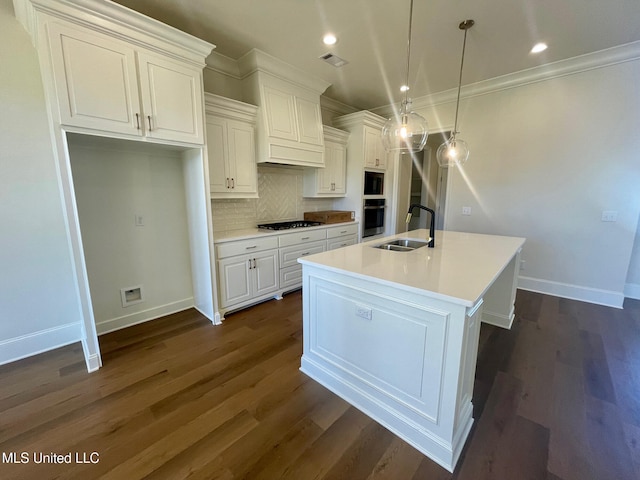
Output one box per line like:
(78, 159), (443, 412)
(382, 102), (428, 154)
(436, 135), (469, 167)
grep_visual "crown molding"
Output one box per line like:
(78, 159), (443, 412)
(333, 110), (386, 130)
(372, 40), (640, 117)
(15, 0), (214, 65)
(237, 48), (331, 94)
(204, 92), (257, 122)
(205, 51), (242, 79)
(320, 95), (358, 118)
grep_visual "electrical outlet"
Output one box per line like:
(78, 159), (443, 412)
(601, 210), (617, 222)
(355, 305), (372, 320)
(462, 206), (472, 216)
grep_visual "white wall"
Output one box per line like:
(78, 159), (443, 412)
(0, 0), (83, 364)
(68, 140), (195, 334)
(415, 59), (640, 307)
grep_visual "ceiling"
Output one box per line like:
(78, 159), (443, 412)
(113, 0), (640, 110)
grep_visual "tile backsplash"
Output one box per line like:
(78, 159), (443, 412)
(211, 165), (335, 234)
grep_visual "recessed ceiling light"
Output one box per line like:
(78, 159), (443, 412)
(531, 42), (548, 54)
(323, 34), (337, 46)
(400, 85), (410, 92)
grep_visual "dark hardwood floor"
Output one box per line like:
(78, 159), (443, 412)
(1, 290), (639, 479)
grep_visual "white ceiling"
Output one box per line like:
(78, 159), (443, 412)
(113, 0), (640, 110)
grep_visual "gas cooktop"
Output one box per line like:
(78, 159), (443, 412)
(257, 220), (323, 231)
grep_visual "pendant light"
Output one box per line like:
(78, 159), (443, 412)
(381, 0), (428, 154)
(437, 19), (474, 168)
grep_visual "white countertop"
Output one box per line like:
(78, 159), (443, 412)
(298, 229), (526, 307)
(213, 221), (358, 243)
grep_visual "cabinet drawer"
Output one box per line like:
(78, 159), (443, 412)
(216, 236), (278, 259)
(328, 236), (357, 251)
(326, 224), (358, 239)
(278, 229), (326, 247)
(279, 241), (326, 268)
(280, 264), (302, 289)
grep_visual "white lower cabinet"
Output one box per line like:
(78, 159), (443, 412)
(326, 224), (358, 250)
(279, 240), (326, 289)
(215, 222), (358, 318)
(216, 236), (279, 310)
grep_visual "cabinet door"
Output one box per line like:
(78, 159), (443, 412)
(227, 120), (257, 194)
(217, 255), (252, 308)
(316, 144), (335, 194)
(252, 250), (279, 297)
(138, 52), (205, 144)
(206, 116), (230, 193)
(295, 97), (323, 146)
(364, 128), (386, 169)
(262, 85), (298, 141)
(47, 22), (141, 135)
(332, 142), (347, 193)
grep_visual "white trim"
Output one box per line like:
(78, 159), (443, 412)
(237, 48), (331, 94)
(624, 283), (640, 300)
(95, 297), (194, 335)
(0, 322), (82, 366)
(372, 40), (640, 117)
(204, 51), (242, 79)
(518, 276), (624, 309)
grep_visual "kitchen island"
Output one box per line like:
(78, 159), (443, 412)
(298, 229), (525, 472)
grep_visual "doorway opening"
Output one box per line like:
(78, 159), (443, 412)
(402, 131), (450, 232)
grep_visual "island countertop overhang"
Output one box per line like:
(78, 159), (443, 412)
(298, 229), (526, 307)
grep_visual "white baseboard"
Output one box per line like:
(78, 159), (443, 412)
(0, 322), (82, 366)
(95, 298), (194, 335)
(518, 276), (624, 309)
(624, 283), (640, 300)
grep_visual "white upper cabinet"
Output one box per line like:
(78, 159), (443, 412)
(137, 52), (204, 144)
(205, 93), (259, 198)
(16, 0), (213, 146)
(364, 126), (388, 170)
(303, 126), (349, 197)
(240, 49), (330, 168)
(47, 22), (140, 136)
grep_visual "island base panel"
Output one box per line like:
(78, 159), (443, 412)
(300, 357), (473, 472)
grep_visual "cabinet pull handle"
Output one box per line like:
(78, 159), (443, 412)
(231, 178), (235, 189)
(135, 113), (140, 130)
(301, 236), (310, 240)
(248, 259), (252, 270)
(301, 252), (310, 256)
(226, 178), (230, 188)
(245, 245), (257, 249)
(375, 158), (379, 166)
(252, 258), (257, 269)
(147, 115), (152, 131)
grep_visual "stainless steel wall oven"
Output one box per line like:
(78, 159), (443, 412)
(363, 199), (385, 237)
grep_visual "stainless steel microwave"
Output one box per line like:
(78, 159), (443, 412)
(364, 171), (384, 195)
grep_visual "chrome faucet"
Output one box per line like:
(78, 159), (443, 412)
(405, 204), (435, 248)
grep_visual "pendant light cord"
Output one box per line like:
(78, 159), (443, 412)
(403, 0), (415, 109)
(453, 21), (471, 135)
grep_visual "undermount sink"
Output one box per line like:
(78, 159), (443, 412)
(373, 239), (430, 252)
